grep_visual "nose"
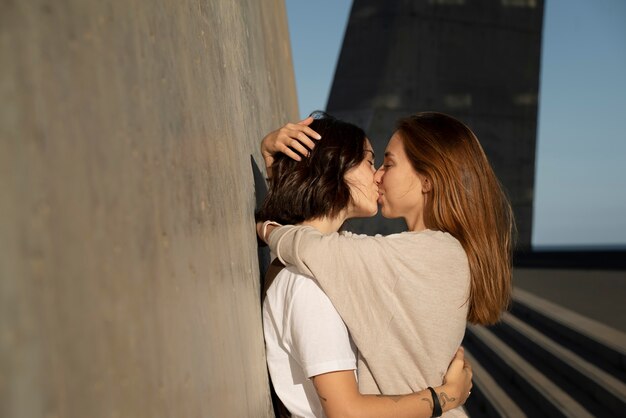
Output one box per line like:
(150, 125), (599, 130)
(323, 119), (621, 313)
(374, 165), (384, 185)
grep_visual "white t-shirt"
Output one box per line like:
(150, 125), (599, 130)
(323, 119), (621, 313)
(263, 265), (357, 418)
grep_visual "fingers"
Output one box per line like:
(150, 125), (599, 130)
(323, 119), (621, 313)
(288, 121), (321, 140)
(439, 346), (473, 408)
(262, 120), (322, 163)
(284, 124), (322, 142)
(464, 361), (473, 395)
(455, 346), (465, 359)
(448, 347), (465, 370)
(297, 116), (314, 126)
(285, 129), (317, 152)
(280, 145), (303, 162)
(459, 347), (472, 376)
(463, 354), (473, 400)
(442, 348), (465, 386)
(302, 126), (322, 140)
(278, 126), (320, 161)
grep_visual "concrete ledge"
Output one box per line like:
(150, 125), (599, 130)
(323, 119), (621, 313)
(464, 350), (527, 418)
(467, 324), (594, 418)
(513, 288), (626, 371)
(501, 312), (626, 416)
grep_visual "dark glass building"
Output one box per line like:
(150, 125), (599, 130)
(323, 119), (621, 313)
(328, 0), (544, 249)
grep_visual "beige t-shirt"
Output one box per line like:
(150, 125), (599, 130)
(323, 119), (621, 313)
(269, 226), (470, 418)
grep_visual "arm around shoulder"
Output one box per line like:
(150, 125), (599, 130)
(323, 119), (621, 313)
(312, 348), (472, 418)
(267, 225), (328, 276)
(266, 224), (380, 278)
(312, 373), (467, 418)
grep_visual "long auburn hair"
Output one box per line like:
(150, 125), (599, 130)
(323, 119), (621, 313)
(396, 112), (515, 325)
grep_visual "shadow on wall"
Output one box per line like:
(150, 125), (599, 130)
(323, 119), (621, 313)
(252, 155), (290, 418)
(252, 156), (271, 294)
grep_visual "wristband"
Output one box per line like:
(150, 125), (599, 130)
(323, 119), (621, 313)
(262, 221), (282, 242)
(427, 387), (442, 417)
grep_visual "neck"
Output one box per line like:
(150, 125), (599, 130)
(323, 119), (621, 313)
(405, 214), (427, 232)
(300, 214), (346, 234)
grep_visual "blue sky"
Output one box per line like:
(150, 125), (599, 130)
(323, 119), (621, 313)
(285, 0), (626, 249)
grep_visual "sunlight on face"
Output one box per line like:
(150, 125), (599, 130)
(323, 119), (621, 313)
(344, 140), (379, 219)
(374, 133), (427, 231)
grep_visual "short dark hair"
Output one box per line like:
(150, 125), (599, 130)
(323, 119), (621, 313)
(256, 112), (367, 224)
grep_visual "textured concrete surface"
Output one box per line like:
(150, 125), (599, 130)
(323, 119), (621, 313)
(0, 1), (298, 417)
(513, 269), (626, 332)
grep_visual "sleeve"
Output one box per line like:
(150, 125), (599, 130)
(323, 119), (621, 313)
(287, 277), (357, 378)
(269, 225), (398, 356)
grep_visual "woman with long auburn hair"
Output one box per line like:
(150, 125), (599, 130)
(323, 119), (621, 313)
(258, 111), (513, 418)
(393, 113), (514, 325)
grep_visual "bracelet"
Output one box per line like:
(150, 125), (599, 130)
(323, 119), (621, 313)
(262, 221), (282, 242)
(427, 387), (442, 417)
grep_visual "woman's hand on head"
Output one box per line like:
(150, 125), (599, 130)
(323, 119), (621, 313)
(261, 117), (321, 175)
(441, 347), (473, 409)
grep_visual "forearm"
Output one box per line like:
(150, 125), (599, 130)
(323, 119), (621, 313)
(266, 224), (323, 276)
(313, 371), (461, 418)
(354, 385), (458, 418)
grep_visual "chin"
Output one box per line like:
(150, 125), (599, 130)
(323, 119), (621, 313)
(380, 206), (396, 219)
(353, 206), (378, 218)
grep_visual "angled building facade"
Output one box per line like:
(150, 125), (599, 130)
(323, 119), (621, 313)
(328, 0), (544, 249)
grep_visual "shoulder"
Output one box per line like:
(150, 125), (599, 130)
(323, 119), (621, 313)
(399, 229), (463, 249)
(391, 229), (467, 265)
(268, 266), (326, 302)
(264, 267), (333, 329)
(420, 229), (463, 248)
(277, 270), (351, 341)
(336, 229), (466, 259)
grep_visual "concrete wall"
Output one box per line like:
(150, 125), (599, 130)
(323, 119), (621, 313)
(0, 1), (298, 417)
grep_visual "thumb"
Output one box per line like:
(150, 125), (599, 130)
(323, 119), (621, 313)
(447, 347), (465, 373)
(453, 347), (465, 362)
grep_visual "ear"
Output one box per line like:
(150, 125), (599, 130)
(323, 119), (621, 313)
(422, 176), (432, 193)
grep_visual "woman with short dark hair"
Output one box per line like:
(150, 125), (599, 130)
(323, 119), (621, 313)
(258, 112), (472, 418)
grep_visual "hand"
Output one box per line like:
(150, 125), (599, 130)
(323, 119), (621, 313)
(440, 347), (473, 409)
(256, 221), (266, 243)
(261, 117), (322, 175)
(256, 221), (280, 243)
